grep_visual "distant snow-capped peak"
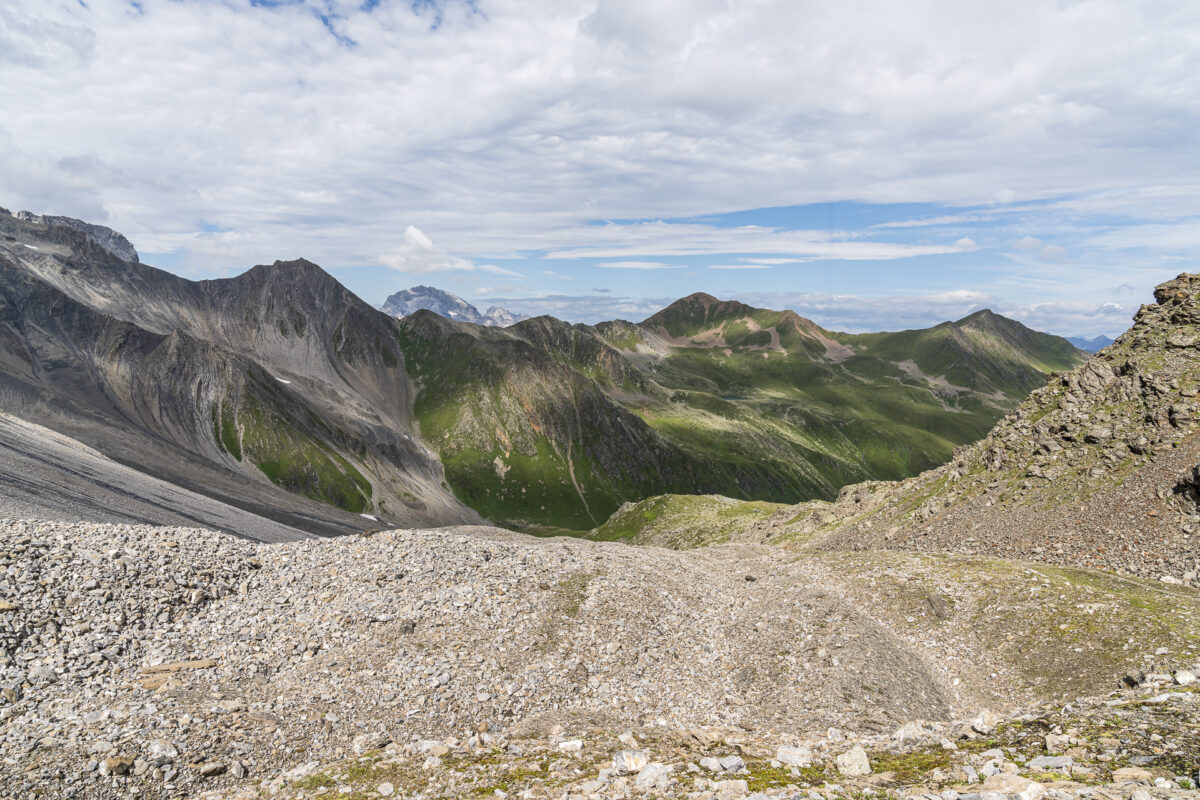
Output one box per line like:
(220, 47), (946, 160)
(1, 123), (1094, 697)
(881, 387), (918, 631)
(379, 286), (527, 327)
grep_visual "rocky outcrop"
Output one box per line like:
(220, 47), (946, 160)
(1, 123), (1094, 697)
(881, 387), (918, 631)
(11, 209), (139, 263)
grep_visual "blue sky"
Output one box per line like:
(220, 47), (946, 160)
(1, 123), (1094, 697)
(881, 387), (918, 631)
(3, 0), (1199, 336)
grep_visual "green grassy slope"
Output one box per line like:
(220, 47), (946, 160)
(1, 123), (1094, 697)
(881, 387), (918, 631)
(395, 297), (1086, 532)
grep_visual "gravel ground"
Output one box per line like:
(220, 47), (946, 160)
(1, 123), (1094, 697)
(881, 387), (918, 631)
(2, 519), (1197, 800)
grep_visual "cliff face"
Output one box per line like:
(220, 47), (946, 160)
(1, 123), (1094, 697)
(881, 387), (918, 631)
(0, 210), (480, 535)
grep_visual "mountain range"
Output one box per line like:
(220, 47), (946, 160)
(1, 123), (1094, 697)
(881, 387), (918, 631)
(0, 209), (1084, 535)
(380, 285), (527, 327)
(1066, 334), (1116, 352)
(6, 209), (1200, 800)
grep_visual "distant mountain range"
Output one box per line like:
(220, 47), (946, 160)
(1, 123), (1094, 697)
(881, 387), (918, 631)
(1066, 334), (1115, 352)
(398, 292), (1085, 530)
(0, 208), (1089, 534)
(380, 285), (527, 327)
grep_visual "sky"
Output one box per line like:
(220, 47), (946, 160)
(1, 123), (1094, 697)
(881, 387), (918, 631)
(3, 1), (1199, 337)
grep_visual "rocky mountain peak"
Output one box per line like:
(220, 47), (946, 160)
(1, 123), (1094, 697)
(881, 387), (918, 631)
(10, 208), (139, 263)
(379, 285), (527, 327)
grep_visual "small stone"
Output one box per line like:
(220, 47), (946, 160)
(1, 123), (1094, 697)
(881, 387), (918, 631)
(718, 754), (745, 772)
(699, 756), (721, 772)
(1174, 669), (1197, 685)
(714, 779), (750, 800)
(197, 762), (226, 777)
(634, 762), (672, 790)
(557, 739), (583, 751)
(972, 710), (1000, 735)
(775, 745), (812, 767)
(836, 745), (871, 776)
(612, 750), (649, 775)
(1027, 755), (1073, 770)
(377, 782), (395, 797)
(231, 760), (247, 779)
(103, 755), (134, 776)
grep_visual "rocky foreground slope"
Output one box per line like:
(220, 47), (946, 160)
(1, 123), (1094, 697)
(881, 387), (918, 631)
(2, 516), (1198, 799)
(607, 274), (1200, 588)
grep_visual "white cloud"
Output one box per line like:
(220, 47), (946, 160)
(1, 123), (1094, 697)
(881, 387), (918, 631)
(709, 264), (771, 270)
(597, 261), (682, 270)
(380, 225), (478, 274)
(954, 237), (977, 250)
(1039, 243), (1067, 262)
(1, 0), (1197, 278)
(479, 263), (524, 277)
(1014, 236), (1043, 252)
(543, 222), (970, 261)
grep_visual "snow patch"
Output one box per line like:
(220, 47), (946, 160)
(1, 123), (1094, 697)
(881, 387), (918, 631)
(360, 514), (378, 521)
(274, 377), (292, 384)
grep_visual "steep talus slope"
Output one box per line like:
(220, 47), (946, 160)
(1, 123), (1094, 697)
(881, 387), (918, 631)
(0, 211), (478, 535)
(0, 413), (311, 541)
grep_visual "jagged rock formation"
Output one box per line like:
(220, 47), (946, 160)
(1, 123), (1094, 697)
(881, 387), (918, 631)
(0, 210), (480, 536)
(380, 285), (527, 327)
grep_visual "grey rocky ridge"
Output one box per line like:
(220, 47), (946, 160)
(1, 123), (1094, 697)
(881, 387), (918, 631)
(0, 209), (481, 537)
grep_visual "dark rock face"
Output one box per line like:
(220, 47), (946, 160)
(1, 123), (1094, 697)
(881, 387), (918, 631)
(0, 212), (480, 536)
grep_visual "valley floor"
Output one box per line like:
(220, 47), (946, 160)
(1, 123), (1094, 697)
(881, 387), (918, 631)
(1, 519), (1197, 799)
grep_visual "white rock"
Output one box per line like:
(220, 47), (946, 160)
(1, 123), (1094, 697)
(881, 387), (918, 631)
(557, 739), (583, 752)
(775, 745), (812, 768)
(377, 782), (394, 797)
(972, 710), (1000, 735)
(714, 779), (750, 800)
(612, 749), (649, 775)
(836, 745), (871, 776)
(1174, 669), (1197, 685)
(634, 762), (672, 790)
(717, 754), (745, 772)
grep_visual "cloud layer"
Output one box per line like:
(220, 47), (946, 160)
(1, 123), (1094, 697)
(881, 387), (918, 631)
(2, 0), (1198, 336)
